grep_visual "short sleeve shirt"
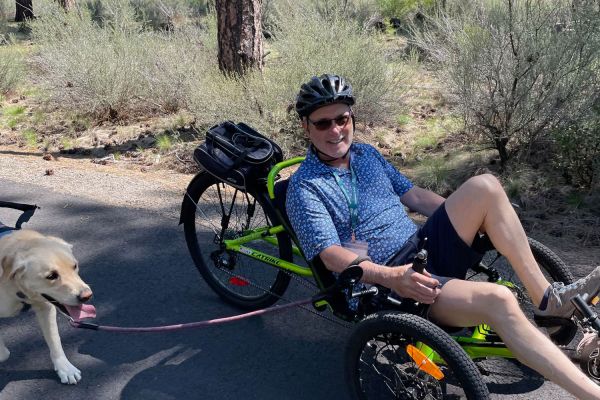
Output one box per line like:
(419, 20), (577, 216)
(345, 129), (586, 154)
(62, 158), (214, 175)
(286, 143), (418, 264)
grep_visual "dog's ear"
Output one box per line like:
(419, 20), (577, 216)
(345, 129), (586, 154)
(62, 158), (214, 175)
(0, 255), (13, 281)
(0, 254), (25, 281)
(45, 235), (73, 250)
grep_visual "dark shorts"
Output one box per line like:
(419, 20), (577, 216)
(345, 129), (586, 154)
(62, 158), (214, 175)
(386, 203), (486, 279)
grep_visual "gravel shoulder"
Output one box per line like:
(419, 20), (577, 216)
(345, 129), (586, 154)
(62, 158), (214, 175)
(0, 145), (194, 218)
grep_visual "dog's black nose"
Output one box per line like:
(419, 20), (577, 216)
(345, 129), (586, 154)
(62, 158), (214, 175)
(78, 290), (93, 303)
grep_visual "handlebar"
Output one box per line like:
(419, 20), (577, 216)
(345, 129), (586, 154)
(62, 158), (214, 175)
(572, 294), (600, 333)
(412, 237), (428, 274)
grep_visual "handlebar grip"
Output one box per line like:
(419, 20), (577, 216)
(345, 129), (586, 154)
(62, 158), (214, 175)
(412, 249), (427, 274)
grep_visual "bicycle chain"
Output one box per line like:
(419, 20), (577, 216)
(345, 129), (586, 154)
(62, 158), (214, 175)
(187, 188), (352, 329)
(213, 262), (352, 329)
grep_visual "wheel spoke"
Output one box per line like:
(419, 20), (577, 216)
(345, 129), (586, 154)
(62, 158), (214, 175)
(183, 174), (291, 309)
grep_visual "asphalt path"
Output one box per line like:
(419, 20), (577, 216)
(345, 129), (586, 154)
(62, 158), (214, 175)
(0, 178), (575, 399)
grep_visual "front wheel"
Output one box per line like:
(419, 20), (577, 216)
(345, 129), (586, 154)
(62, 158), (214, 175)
(346, 312), (490, 400)
(181, 172), (291, 310)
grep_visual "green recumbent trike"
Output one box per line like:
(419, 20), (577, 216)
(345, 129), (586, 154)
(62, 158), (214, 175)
(179, 121), (595, 400)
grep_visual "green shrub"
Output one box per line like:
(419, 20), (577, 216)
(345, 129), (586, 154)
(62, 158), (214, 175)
(413, 0), (600, 165)
(264, 0), (381, 33)
(156, 133), (173, 152)
(377, 0), (437, 19)
(396, 113), (413, 126)
(2, 104), (25, 116)
(30, 0), (213, 119)
(60, 136), (73, 150)
(82, 0), (209, 31)
(0, 46), (25, 94)
(22, 128), (38, 147)
(553, 118), (600, 189)
(412, 156), (452, 194)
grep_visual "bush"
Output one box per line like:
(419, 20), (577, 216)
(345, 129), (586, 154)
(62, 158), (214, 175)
(377, 0), (437, 19)
(553, 113), (600, 189)
(82, 0), (209, 31)
(0, 46), (25, 94)
(263, 0), (381, 33)
(30, 0), (213, 118)
(413, 0), (600, 165)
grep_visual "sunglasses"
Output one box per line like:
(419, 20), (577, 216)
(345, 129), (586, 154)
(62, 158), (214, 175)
(307, 113), (352, 131)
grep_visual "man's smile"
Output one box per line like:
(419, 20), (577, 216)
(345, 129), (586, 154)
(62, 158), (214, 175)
(328, 136), (345, 144)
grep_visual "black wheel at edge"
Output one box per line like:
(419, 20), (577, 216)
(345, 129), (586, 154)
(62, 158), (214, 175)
(346, 312), (490, 400)
(182, 172), (292, 310)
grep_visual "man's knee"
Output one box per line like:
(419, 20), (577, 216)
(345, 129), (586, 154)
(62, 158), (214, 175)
(484, 284), (522, 322)
(467, 173), (503, 192)
(464, 174), (504, 198)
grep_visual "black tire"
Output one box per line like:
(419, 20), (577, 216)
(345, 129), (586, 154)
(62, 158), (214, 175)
(347, 312), (490, 400)
(580, 357), (600, 384)
(182, 172), (291, 310)
(469, 237), (577, 345)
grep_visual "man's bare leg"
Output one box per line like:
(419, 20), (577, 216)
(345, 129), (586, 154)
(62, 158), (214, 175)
(430, 279), (600, 399)
(443, 174), (550, 305)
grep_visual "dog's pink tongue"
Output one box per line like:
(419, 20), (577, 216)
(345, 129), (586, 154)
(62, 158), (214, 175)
(65, 304), (97, 322)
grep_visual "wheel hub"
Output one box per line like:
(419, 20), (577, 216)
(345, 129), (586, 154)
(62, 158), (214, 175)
(210, 249), (237, 270)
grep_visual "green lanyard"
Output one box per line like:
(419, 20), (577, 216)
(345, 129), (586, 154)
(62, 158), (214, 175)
(332, 163), (359, 242)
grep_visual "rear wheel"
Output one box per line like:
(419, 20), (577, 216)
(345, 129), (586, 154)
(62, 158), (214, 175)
(182, 172), (291, 310)
(468, 237), (576, 345)
(347, 312), (490, 400)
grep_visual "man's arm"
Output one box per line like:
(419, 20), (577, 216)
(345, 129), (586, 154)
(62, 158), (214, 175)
(400, 186), (445, 217)
(319, 245), (441, 304)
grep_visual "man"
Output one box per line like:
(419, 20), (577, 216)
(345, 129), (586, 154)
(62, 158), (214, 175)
(286, 73), (600, 399)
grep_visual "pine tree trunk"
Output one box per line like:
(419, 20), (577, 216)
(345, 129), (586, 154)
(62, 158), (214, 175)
(15, 0), (33, 22)
(216, 0), (264, 76)
(58, 0), (76, 11)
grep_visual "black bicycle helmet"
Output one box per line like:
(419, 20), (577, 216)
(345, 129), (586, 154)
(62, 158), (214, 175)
(295, 74), (355, 118)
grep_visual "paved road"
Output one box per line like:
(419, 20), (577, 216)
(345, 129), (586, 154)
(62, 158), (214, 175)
(0, 178), (574, 399)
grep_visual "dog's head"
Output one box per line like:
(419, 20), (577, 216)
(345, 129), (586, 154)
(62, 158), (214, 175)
(1, 231), (95, 321)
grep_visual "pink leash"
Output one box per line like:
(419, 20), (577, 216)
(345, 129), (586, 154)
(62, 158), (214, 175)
(68, 298), (314, 333)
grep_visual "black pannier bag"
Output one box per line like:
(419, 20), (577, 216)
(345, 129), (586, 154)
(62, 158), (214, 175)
(193, 121), (283, 191)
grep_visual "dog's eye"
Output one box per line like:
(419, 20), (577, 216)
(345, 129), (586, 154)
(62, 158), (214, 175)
(73, 264), (78, 271)
(46, 271), (59, 280)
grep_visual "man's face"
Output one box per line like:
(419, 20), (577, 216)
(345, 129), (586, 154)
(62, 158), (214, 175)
(303, 102), (353, 160)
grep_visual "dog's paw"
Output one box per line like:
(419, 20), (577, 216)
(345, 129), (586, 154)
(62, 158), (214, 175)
(0, 346), (9, 362)
(53, 357), (81, 384)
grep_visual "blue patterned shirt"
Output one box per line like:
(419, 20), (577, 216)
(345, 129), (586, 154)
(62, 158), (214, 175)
(286, 143), (418, 264)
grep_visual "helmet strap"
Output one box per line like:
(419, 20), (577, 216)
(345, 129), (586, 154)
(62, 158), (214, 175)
(310, 143), (351, 164)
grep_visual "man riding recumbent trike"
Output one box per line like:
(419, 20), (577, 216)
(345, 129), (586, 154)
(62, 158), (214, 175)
(180, 74), (600, 400)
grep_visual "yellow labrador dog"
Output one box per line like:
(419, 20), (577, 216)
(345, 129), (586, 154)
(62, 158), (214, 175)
(0, 229), (95, 384)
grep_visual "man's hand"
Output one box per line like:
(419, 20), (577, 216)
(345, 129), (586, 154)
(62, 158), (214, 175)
(390, 264), (441, 304)
(319, 245), (441, 304)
